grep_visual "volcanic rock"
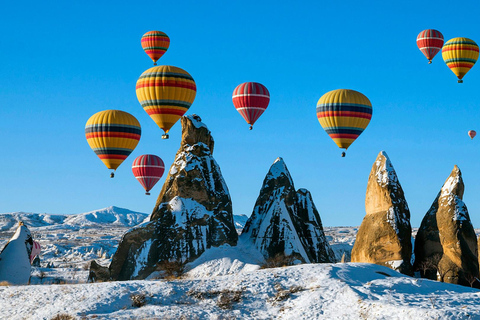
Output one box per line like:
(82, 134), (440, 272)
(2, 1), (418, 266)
(105, 115), (238, 280)
(351, 151), (413, 275)
(414, 165), (478, 286)
(0, 222), (33, 285)
(241, 157), (335, 263)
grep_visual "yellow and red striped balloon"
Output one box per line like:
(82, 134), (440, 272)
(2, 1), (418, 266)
(141, 31), (170, 65)
(136, 65), (196, 139)
(316, 89), (372, 156)
(85, 110), (141, 177)
(442, 37), (479, 83)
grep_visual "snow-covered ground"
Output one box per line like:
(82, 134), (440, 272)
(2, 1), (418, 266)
(1, 207), (480, 319)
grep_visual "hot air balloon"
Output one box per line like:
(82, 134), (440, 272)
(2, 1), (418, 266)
(316, 89), (372, 157)
(141, 31), (170, 65)
(136, 65), (196, 139)
(442, 37), (479, 83)
(132, 154), (165, 195)
(416, 29), (444, 63)
(30, 241), (41, 264)
(232, 82), (270, 130)
(468, 130), (476, 139)
(85, 110), (141, 177)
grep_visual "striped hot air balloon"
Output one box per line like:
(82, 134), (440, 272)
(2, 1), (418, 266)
(30, 241), (41, 264)
(468, 130), (476, 140)
(141, 31), (170, 65)
(232, 82), (270, 130)
(136, 65), (196, 139)
(416, 29), (444, 64)
(442, 37), (479, 83)
(85, 110), (141, 177)
(316, 89), (372, 157)
(132, 154), (165, 195)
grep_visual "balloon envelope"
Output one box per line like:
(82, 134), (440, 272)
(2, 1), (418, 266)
(232, 82), (270, 128)
(442, 37), (479, 82)
(316, 89), (372, 151)
(85, 110), (141, 171)
(30, 241), (41, 263)
(141, 31), (170, 65)
(132, 154), (165, 194)
(416, 29), (444, 63)
(468, 130), (476, 139)
(136, 66), (196, 137)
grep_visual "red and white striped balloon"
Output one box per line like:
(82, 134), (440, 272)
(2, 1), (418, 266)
(468, 130), (476, 140)
(416, 29), (444, 64)
(30, 241), (41, 264)
(132, 154), (165, 195)
(232, 82), (270, 129)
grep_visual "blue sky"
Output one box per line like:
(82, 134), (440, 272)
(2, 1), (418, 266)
(1, 1), (480, 227)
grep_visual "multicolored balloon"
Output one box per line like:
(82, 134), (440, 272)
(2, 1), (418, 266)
(30, 241), (41, 264)
(416, 29), (444, 64)
(132, 154), (165, 195)
(85, 110), (141, 177)
(442, 37), (479, 83)
(232, 82), (270, 130)
(141, 31), (170, 65)
(136, 65), (196, 139)
(468, 130), (476, 139)
(316, 89), (372, 157)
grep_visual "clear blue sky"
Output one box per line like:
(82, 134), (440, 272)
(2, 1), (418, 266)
(1, 1), (480, 227)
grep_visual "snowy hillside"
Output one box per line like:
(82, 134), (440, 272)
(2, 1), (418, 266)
(2, 263), (480, 319)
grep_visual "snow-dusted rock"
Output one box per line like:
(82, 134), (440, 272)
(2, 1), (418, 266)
(414, 165), (478, 286)
(241, 157), (335, 263)
(0, 222), (33, 285)
(351, 151), (413, 275)
(105, 115), (238, 280)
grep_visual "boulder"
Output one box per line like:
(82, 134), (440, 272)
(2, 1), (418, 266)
(414, 165), (478, 286)
(351, 151), (413, 275)
(105, 115), (238, 280)
(241, 157), (335, 263)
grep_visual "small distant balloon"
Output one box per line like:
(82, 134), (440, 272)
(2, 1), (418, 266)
(316, 89), (372, 157)
(30, 241), (41, 264)
(85, 110), (141, 177)
(232, 82), (270, 130)
(141, 31), (170, 65)
(132, 154), (165, 195)
(442, 37), (479, 83)
(468, 130), (476, 139)
(416, 29), (444, 64)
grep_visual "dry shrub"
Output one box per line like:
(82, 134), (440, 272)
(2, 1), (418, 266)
(261, 253), (296, 269)
(0, 281), (11, 286)
(269, 283), (305, 303)
(50, 314), (76, 320)
(156, 260), (186, 279)
(187, 289), (243, 309)
(131, 293), (147, 308)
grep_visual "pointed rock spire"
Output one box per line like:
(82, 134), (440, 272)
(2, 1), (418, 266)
(105, 115), (238, 280)
(351, 151), (413, 275)
(414, 165), (478, 286)
(0, 223), (33, 285)
(241, 157), (335, 263)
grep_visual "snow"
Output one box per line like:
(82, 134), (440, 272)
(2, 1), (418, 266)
(375, 151), (398, 188)
(131, 239), (153, 278)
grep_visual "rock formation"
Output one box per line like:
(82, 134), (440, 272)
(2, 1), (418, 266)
(351, 151), (413, 275)
(0, 222), (33, 285)
(414, 165), (478, 286)
(101, 115), (238, 280)
(241, 157), (335, 263)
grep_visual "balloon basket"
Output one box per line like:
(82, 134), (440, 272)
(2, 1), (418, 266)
(249, 125), (253, 130)
(110, 172), (115, 178)
(162, 134), (169, 139)
(458, 79), (463, 83)
(145, 192), (150, 195)
(341, 152), (346, 157)
(428, 60), (432, 64)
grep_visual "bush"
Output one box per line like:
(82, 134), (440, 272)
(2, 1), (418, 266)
(156, 260), (186, 279)
(261, 253), (296, 269)
(50, 314), (76, 320)
(130, 293), (147, 308)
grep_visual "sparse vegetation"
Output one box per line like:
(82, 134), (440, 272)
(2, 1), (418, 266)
(187, 288), (243, 309)
(130, 293), (147, 308)
(261, 253), (296, 269)
(50, 314), (76, 320)
(268, 283), (304, 303)
(155, 260), (186, 279)
(0, 281), (11, 286)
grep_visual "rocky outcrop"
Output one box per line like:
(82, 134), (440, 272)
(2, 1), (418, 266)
(351, 151), (413, 275)
(241, 157), (335, 263)
(0, 222), (33, 285)
(104, 115), (238, 280)
(414, 165), (478, 286)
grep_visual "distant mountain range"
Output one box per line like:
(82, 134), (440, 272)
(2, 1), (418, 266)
(0, 206), (249, 232)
